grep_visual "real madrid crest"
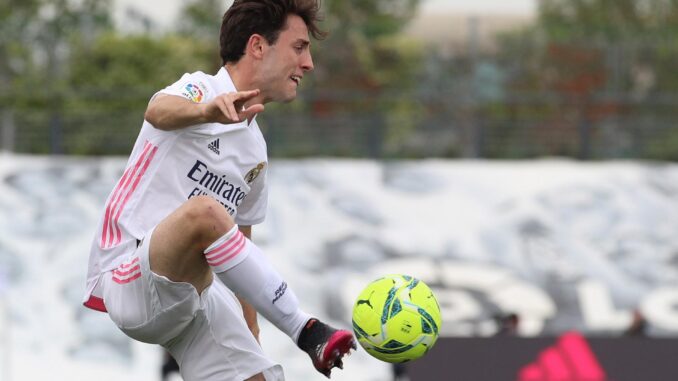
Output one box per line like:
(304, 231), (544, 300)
(245, 162), (266, 184)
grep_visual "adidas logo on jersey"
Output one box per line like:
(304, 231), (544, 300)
(208, 139), (220, 155)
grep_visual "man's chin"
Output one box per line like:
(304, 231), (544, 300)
(280, 92), (297, 103)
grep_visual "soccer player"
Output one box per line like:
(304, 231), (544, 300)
(82, 1), (355, 379)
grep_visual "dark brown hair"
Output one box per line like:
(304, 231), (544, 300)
(220, 0), (326, 65)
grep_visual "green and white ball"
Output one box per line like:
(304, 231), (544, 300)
(352, 274), (442, 363)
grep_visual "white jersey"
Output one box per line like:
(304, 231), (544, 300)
(84, 68), (269, 312)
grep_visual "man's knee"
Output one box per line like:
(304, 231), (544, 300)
(182, 196), (235, 238)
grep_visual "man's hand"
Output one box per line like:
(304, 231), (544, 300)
(200, 89), (264, 125)
(145, 89), (264, 131)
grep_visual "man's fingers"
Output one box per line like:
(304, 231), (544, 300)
(232, 89), (260, 102)
(215, 100), (237, 122)
(224, 98), (239, 121)
(210, 90), (262, 124)
(237, 104), (264, 122)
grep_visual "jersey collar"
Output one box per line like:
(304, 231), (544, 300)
(214, 66), (258, 126)
(215, 66), (237, 93)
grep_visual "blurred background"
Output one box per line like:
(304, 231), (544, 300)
(1, 0), (678, 380)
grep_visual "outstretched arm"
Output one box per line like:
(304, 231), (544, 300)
(144, 90), (264, 131)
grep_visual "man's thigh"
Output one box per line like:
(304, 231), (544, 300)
(149, 196), (232, 293)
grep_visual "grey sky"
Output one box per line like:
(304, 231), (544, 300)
(419, 0), (536, 15)
(113, 0), (537, 32)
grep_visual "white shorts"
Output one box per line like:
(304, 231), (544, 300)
(101, 229), (284, 381)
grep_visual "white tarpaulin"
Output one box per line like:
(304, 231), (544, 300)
(1, 154), (677, 380)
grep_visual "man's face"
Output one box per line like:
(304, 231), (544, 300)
(259, 14), (314, 103)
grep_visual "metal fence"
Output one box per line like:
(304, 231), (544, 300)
(4, 89), (676, 160)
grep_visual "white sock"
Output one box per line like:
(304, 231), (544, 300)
(205, 225), (311, 342)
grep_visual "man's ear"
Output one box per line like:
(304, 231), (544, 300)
(247, 34), (267, 60)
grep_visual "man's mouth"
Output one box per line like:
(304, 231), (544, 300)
(290, 75), (302, 86)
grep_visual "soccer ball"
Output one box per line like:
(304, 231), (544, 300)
(351, 274), (442, 363)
